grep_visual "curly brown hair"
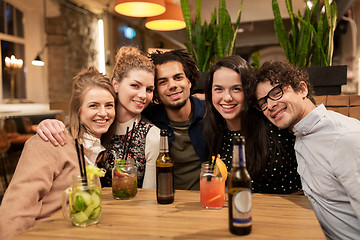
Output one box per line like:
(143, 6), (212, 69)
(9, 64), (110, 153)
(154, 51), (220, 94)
(149, 49), (200, 93)
(250, 61), (313, 106)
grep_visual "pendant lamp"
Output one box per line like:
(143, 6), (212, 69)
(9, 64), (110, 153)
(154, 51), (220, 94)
(115, 0), (166, 17)
(145, 2), (185, 31)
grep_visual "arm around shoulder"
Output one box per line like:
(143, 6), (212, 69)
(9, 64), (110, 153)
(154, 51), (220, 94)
(36, 119), (66, 146)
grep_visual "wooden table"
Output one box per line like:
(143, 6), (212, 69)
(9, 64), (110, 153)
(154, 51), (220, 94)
(15, 188), (325, 239)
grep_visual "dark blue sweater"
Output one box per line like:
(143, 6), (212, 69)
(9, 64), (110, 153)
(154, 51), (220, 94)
(142, 96), (209, 163)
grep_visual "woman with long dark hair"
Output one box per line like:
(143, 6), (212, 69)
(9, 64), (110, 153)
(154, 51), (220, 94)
(203, 55), (301, 193)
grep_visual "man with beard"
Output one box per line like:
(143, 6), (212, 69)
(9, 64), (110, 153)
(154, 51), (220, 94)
(144, 50), (208, 191)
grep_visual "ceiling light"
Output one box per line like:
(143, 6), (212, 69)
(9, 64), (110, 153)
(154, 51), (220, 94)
(115, 0), (166, 17)
(145, 2), (185, 31)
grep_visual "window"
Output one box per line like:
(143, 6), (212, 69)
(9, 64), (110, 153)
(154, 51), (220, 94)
(0, 1), (25, 101)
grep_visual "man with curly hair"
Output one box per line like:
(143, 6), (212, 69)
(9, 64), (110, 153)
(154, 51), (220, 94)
(251, 61), (360, 239)
(143, 49), (208, 191)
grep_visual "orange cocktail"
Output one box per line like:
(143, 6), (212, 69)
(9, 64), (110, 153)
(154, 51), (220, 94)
(200, 177), (225, 209)
(200, 161), (226, 209)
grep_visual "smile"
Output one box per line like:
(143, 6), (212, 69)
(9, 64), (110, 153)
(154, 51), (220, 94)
(133, 100), (146, 107)
(167, 91), (182, 99)
(271, 107), (286, 119)
(94, 119), (109, 126)
(221, 104), (236, 109)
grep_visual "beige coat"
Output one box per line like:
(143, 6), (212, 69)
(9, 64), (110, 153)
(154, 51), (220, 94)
(0, 133), (79, 240)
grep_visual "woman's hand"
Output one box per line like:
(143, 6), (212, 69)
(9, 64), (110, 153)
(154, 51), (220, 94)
(36, 119), (66, 146)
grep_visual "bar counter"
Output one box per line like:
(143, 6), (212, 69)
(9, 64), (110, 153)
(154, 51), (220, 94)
(15, 188), (325, 239)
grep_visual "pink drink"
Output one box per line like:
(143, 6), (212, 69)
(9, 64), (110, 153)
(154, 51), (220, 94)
(200, 177), (225, 209)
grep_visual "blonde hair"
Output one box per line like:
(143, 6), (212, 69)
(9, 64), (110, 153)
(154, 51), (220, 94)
(111, 46), (155, 83)
(67, 66), (116, 141)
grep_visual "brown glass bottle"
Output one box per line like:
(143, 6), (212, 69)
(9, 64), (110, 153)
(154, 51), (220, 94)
(228, 136), (252, 235)
(156, 129), (174, 204)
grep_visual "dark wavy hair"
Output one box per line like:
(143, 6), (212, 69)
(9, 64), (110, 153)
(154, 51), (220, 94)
(249, 61), (314, 107)
(149, 49), (200, 95)
(203, 55), (252, 157)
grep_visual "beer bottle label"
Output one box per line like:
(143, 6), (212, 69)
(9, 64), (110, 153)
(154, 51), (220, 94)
(232, 189), (252, 227)
(157, 170), (173, 198)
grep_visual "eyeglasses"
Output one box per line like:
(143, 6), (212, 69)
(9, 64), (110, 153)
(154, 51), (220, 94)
(256, 84), (283, 111)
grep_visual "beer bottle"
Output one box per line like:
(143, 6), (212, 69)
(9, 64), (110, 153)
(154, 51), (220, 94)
(156, 129), (174, 204)
(228, 135), (252, 235)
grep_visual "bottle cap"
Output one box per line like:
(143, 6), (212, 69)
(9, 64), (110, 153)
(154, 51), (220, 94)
(160, 129), (168, 136)
(233, 135), (245, 145)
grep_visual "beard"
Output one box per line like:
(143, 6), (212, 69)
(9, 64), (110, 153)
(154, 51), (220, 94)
(165, 99), (187, 110)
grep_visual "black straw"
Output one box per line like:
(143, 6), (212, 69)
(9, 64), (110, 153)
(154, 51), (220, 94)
(80, 144), (88, 186)
(75, 139), (88, 186)
(124, 121), (136, 161)
(121, 127), (130, 159)
(75, 139), (82, 176)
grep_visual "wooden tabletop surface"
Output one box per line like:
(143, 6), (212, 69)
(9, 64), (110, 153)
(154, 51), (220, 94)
(15, 188), (325, 239)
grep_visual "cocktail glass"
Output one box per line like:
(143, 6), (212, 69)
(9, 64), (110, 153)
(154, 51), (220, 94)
(112, 158), (137, 200)
(200, 162), (225, 209)
(62, 175), (102, 227)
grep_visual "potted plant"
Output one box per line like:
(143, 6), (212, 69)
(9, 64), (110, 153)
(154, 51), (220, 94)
(180, 0), (244, 72)
(272, 0), (347, 95)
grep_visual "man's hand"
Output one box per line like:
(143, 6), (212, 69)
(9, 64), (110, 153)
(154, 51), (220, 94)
(192, 93), (205, 101)
(36, 119), (66, 146)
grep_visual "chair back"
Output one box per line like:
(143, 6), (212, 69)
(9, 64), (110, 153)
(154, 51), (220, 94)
(0, 128), (10, 154)
(4, 119), (17, 133)
(22, 117), (34, 134)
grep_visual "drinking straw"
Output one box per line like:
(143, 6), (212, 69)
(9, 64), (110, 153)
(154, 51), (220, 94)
(124, 121), (136, 161)
(75, 139), (88, 186)
(80, 144), (88, 186)
(121, 127), (130, 159)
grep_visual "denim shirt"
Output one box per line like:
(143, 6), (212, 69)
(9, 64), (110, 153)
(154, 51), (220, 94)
(143, 96), (209, 163)
(293, 104), (360, 240)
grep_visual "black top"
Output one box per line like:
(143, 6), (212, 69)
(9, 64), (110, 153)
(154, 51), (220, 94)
(220, 124), (302, 194)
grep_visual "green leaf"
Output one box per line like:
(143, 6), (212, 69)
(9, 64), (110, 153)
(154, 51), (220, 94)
(180, 0), (192, 43)
(180, 0), (243, 71)
(294, 14), (328, 66)
(250, 51), (261, 69)
(272, 0), (293, 63)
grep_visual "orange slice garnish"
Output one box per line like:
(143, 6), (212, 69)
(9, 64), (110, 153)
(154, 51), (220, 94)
(213, 156), (228, 181)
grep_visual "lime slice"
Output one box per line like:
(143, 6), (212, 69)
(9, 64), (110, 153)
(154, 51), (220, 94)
(89, 206), (101, 220)
(91, 192), (101, 207)
(84, 204), (96, 217)
(72, 211), (89, 224)
(73, 195), (85, 211)
(116, 158), (126, 173)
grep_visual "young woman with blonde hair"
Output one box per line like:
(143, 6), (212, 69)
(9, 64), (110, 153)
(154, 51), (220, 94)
(0, 67), (116, 239)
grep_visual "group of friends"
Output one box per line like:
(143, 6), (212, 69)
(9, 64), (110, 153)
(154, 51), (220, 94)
(0, 46), (359, 240)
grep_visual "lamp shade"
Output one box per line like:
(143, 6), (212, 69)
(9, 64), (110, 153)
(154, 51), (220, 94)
(32, 54), (44, 67)
(115, 0), (166, 17)
(145, 2), (185, 31)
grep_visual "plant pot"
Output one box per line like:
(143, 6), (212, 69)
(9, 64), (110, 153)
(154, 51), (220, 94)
(302, 65), (347, 96)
